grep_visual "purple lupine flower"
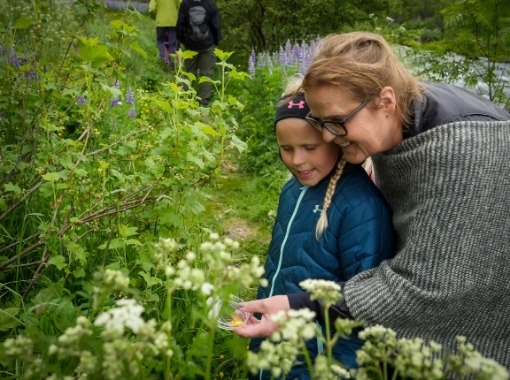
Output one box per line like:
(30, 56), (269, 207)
(110, 80), (121, 106)
(10, 48), (19, 67)
(77, 96), (86, 105)
(284, 40), (292, 54)
(24, 68), (38, 80)
(126, 88), (135, 105)
(128, 107), (136, 118)
(300, 55), (312, 76)
(292, 43), (302, 64)
(248, 49), (256, 77)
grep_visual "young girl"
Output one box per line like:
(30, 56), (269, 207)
(242, 92), (394, 379)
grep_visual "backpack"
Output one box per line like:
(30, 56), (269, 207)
(188, 5), (210, 42)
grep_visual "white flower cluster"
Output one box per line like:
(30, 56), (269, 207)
(153, 237), (183, 267)
(93, 269), (131, 309)
(158, 232), (265, 299)
(247, 308), (317, 378)
(246, 340), (297, 378)
(2, 335), (33, 358)
(103, 268), (130, 290)
(299, 279), (342, 306)
(270, 309), (317, 342)
(94, 298), (145, 336)
(313, 355), (351, 379)
(453, 336), (509, 380)
(49, 316), (93, 357)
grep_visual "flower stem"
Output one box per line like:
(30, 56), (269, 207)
(324, 304), (333, 362)
(204, 327), (216, 380)
(164, 287), (173, 380)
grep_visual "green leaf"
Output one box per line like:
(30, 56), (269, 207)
(187, 153), (204, 169)
(3, 183), (21, 196)
(0, 308), (21, 331)
(140, 271), (163, 288)
(79, 45), (113, 66)
(42, 170), (68, 183)
(101, 83), (122, 98)
(14, 16), (32, 29)
(118, 224), (139, 238)
(214, 49), (233, 61)
(200, 124), (220, 136)
(72, 267), (86, 278)
(230, 134), (248, 153)
(99, 238), (125, 250)
(131, 41), (148, 58)
(125, 238), (142, 246)
(65, 240), (88, 266)
(48, 255), (67, 270)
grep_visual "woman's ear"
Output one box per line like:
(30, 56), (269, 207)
(378, 86), (397, 115)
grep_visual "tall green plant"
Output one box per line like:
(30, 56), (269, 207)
(0, 0), (249, 349)
(441, 0), (510, 107)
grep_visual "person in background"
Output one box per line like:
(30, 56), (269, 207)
(176, 0), (221, 106)
(242, 91), (394, 379)
(149, 0), (181, 70)
(236, 31), (510, 369)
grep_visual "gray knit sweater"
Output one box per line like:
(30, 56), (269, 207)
(345, 121), (510, 368)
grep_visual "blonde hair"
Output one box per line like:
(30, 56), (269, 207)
(302, 32), (423, 126)
(315, 159), (347, 239)
(283, 75), (304, 96)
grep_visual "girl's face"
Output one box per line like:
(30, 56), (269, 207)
(276, 118), (340, 187)
(305, 84), (403, 164)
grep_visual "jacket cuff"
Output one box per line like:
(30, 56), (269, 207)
(288, 292), (320, 313)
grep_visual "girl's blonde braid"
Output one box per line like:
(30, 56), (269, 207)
(315, 159), (347, 239)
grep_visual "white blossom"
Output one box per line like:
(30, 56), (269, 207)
(94, 298), (145, 335)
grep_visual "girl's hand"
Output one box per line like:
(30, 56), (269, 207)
(233, 295), (290, 338)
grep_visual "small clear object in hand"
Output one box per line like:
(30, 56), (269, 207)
(216, 296), (248, 330)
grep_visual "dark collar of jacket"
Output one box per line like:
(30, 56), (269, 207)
(404, 81), (510, 139)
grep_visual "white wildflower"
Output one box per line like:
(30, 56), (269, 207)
(164, 265), (175, 277)
(103, 269), (130, 291)
(201, 282), (214, 295)
(299, 279), (342, 305)
(223, 237), (235, 247)
(94, 298), (145, 335)
(185, 251), (196, 262)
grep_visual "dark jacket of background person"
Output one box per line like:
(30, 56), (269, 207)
(251, 164), (394, 379)
(176, 0), (222, 51)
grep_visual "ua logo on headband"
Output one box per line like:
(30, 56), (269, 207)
(288, 100), (305, 109)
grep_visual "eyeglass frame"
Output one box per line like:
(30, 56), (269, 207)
(305, 100), (370, 136)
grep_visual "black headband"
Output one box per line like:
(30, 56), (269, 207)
(274, 93), (310, 127)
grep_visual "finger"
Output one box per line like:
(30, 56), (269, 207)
(238, 299), (263, 314)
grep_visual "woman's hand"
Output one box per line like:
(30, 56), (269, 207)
(234, 295), (290, 338)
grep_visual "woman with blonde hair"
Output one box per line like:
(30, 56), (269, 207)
(237, 31), (510, 369)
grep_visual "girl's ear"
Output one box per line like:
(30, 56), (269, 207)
(378, 86), (397, 115)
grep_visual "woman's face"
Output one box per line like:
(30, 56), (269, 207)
(276, 118), (340, 187)
(305, 84), (402, 164)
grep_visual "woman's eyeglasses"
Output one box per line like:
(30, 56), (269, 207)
(305, 100), (369, 136)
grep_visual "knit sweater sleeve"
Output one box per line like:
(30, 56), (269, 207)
(347, 121), (510, 368)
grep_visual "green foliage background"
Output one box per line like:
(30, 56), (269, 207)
(0, 0), (509, 378)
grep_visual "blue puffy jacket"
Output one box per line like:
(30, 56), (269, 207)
(250, 164), (394, 379)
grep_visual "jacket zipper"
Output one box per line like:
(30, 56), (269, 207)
(268, 186), (309, 297)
